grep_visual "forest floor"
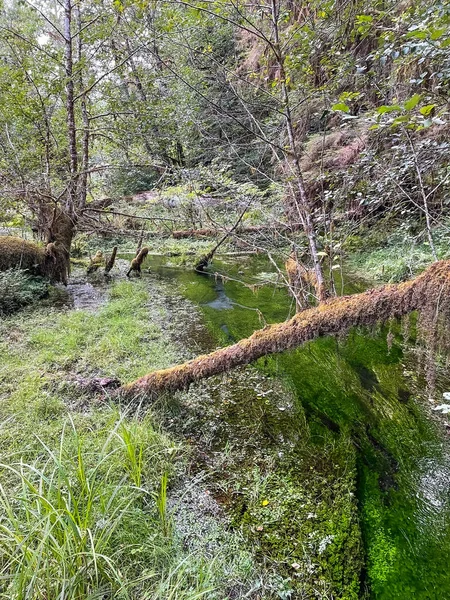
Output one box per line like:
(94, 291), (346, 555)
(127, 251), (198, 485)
(0, 258), (364, 599)
(0, 269), (269, 598)
(2, 217), (450, 599)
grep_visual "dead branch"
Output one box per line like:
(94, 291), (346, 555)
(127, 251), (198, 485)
(104, 246), (118, 274)
(195, 202), (252, 271)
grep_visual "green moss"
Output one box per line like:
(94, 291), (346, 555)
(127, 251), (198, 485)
(236, 438), (363, 599)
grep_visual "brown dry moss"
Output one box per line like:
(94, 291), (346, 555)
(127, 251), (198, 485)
(126, 247), (149, 277)
(301, 128), (367, 176)
(120, 260), (450, 399)
(285, 253), (319, 311)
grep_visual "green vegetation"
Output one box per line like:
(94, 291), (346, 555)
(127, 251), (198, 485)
(0, 270), (48, 315)
(0, 281), (265, 599)
(345, 222), (450, 283)
(0, 0), (449, 596)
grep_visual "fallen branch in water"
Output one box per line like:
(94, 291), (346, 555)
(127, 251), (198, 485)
(119, 260), (450, 399)
(195, 202), (251, 271)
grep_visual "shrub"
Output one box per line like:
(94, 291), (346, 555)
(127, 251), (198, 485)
(0, 270), (48, 315)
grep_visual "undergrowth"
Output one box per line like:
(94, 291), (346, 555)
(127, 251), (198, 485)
(0, 281), (261, 599)
(0, 270), (48, 315)
(345, 221), (450, 283)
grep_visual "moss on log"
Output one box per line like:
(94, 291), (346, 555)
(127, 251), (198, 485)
(120, 260), (450, 399)
(0, 209), (74, 284)
(0, 237), (69, 284)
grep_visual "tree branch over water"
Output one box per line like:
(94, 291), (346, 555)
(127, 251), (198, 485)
(119, 260), (450, 399)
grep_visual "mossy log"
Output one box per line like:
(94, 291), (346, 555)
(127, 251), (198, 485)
(173, 224), (296, 239)
(120, 260), (450, 399)
(0, 209), (74, 284)
(0, 237), (69, 284)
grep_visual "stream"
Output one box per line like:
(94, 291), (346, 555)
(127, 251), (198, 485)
(74, 253), (450, 598)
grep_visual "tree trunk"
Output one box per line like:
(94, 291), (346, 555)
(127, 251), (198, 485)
(119, 260), (450, 399)
(75, 4), (89, 211)
(270, 0), (328, 303)
(64, 0), (78, 217)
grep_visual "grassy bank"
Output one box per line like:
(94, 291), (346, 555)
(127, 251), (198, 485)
(0, 281), (261, 599)
(344, 221), (450, 283)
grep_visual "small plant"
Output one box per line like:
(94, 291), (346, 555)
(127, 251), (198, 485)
(117, 420), (144, 487)
(0, 270), (47, 315)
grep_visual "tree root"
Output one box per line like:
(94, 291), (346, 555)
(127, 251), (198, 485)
(119, 260), (450, 399)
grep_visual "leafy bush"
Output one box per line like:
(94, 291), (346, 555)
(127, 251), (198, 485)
(0, 270), (48, 315)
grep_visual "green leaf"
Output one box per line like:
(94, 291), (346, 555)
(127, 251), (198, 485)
(419, 104), (436, 116)
(377, 105), (402, 114)
(430, 28), (447, 41)
(404, 94), (420, 111)
(391, 116), (410, 127)
(406, 30), (427, 40)
(356, 15), (373, 23)
(331, 102), (350, 113)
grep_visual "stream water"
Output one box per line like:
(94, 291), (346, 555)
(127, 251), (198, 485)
(70, 254), (450, 598)
(135, 253), (450, 600)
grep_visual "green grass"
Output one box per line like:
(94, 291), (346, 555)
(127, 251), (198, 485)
(0, 281), (262, 599)
(345, 222), (450, 283)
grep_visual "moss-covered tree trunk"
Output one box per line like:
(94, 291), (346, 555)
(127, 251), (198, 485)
(119, 261), (450, 398)
(0, 209), (74, 284)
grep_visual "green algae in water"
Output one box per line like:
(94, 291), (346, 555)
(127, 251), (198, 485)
(147, 254), (450, 599)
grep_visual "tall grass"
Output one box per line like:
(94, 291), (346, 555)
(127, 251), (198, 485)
(0, 423), (144, 598)
(157, 471), (170, 537)
(0, 419), (213, 600)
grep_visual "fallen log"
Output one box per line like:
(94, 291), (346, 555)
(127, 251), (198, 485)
(0, 236), (70, 284)
(172, 223), (298, 239)
(119, 260), (450, 399)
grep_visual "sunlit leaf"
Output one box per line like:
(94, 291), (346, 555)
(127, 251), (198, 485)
(404, 94), (420, 111)
(331, 102), (350, 113)
(419, 104), (436, 116)
(377, 105), (402, 114)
